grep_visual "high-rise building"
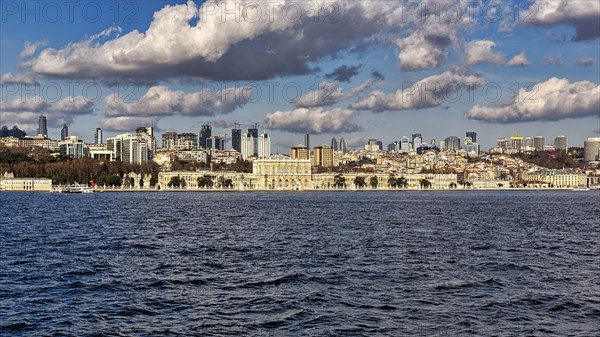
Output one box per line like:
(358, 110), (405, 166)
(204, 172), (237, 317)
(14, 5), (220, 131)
(313, 144), (334, 167)
(400, 136), (411, 152)
(257, 134), (271, 158)
(95, 128), (103, 145)
(248, 124), (259, 156)
(497, 138), (509, 151)
(199, 123), (211, 148)
(388, 141), (399, 152)
(106, 133), (150, 164)
(339, 138), (347, 153)
(60, 124), (68, 140)
(444, 136), (461, 152)
(412, 133), (422, 148)
(291, 144), (310, 160)
(37, 115), (48, 137)
(135, 127), (156, 157)
(240, 132), (255, 160)
(59, 136), (84, 159)
(331, 137), (338, 151)
(510, 136), (524, 152)
(463, 136), (479, 157)
(466, 132), (477, 144)
(377, 140), (383, 150)
(231, 126), (242, 152)
(554, 135), (568, 151)
(206, 135), (225, 150)
(365, 139), (380, 152)
(534, 136), (545, 151)
(584, 138), (600, 162)
(162, 132), (198, 149)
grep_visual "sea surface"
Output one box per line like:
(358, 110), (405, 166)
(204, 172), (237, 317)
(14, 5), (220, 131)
(0, 191), (598, 336)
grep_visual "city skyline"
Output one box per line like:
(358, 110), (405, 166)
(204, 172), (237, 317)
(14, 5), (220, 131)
(1, 1), (599, 150)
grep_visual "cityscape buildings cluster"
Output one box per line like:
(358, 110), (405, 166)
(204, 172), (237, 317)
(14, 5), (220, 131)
(1, 115), (600, 193)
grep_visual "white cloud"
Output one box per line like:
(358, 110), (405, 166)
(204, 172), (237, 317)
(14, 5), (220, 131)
(0, 72), (38, 85)
(522, 1), (600, 41)
(0, 96), (95, 130)
(25, 0), (402, 82)
(467, 77), (600, 123)
(19, 41), (47, 58)
(464, 40), (504, 66)
(265, 107), (361, 134)
(507, 52), (531, 67)
(104, 85), (252, 118)
(351, 71), (484, 112)
(98, 116), (162, 132)
(294, 75), (382, 108)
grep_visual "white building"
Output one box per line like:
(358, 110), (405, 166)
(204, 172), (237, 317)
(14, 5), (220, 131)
(584, 138), (600, 162)
(59, 136), (84, 159)
(240, 132), (254, 160)
(106, 133), (151, 164)
(257, 134), (271, 159)
(0, 173), (52, 191)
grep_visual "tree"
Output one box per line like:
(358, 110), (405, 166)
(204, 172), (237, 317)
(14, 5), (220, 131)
(354, 176), (366, 188)
(388, 174), (397, 188)
(419, 178), (431, 189)
(397, 176), (408, 189)
(197, 175), (213, 188)
(449, 182), (457, 189)
(369, 176), (378, 189)
(334, 174), (346, 188)
(497, 183), (503, 188)
(223, 178), (233, 188)
(168, 176), (186, 188)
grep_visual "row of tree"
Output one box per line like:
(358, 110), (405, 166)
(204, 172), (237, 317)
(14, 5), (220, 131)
(1, 146), (160, 186)
(332, 174), (433, 189)
(167, 175), (234, 189)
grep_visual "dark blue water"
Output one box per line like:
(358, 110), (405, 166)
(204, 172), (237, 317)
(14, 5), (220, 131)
(1, 191), (599, 336)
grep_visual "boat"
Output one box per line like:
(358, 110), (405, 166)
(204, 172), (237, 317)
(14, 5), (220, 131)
(572, 187), (590, 191)
(50, 182), (95, 193)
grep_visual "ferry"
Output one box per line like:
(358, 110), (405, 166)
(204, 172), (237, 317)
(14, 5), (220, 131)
(50, 182), (95, 194)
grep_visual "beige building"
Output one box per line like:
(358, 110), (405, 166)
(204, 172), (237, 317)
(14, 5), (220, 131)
(522, 170), (587, 188)
(1, 173), (52, 191)
(312, 173), (458, 190)
(253, 155), (312, 190)
(290, 145), (310, 160)
(18, 136), (59, 151)
(313, 145), (334, 167)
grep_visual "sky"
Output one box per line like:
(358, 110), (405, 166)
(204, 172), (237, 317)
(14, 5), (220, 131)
(1, 0), (599, 150)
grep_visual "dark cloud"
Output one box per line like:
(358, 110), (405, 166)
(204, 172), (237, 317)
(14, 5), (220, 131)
(371, 70), (385, 81)
(522, 1), (600, 41)
(325, 64), (363, 83)
(577, 58), (596, 67)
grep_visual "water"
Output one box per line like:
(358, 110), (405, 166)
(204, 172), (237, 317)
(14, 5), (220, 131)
(1, 191), (598, 336)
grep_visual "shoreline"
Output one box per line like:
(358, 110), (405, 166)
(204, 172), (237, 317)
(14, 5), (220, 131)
(2, 188), (596, 193)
